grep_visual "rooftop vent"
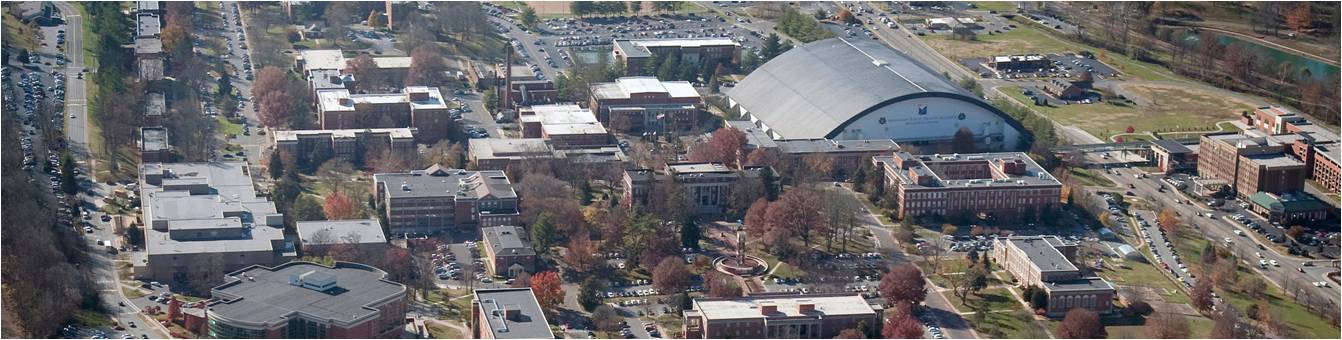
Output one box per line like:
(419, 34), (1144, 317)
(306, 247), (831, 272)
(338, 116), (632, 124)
(871, 59), (889, 67)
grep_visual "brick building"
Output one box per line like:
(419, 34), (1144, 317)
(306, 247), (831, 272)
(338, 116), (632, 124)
(622, 163), (767, 215)
(1248, 192), (1330, 224)
(295, 219), (389, 260)
(373, 165), (519, 235)
(471, 288), (555, 339)
(989, 54), (1051, 72)
(992, 236), (1115, 317)
(480, 226), (535, 278)
(140, 127), (170, 163)
(589, 77), (703, 133)
(612, 38), (741, 75)
(1197, 133), (1308, 198)
(1149, 139), (1198, 174)
(272, 128), (416, 160)
(315, 87), (450, 142)
(682, 293), (882, 339)
(872, 151), (1062, 221)
(467, 138), (627, 171)
(205, 261), (407, 338)
(518, 104), (611, 149)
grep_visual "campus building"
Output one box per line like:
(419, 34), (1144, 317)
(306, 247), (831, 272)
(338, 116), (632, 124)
(134, 162), (293, 285)
(589, 77), (703, 134)
(872, 151), (1062, 220)
(1248, 192), (1330, 224)
(205, 261), (408, 339)
(727, 38), (1027, 151)
(295, 219), (389, 259)
(989, 54), (1051, 72)
(1149, 139), (1199, 174)
(729, 121), (902, 178)
(140, 127), (170, 163)
(145, 92), (165, 126)
(470, 288), (555, 339)
(272, 128), (416, 160)
(1197, 133), (1308, 198)
(622, 163), (768, 215)
(992, 236), (1115, 317)
(295, 49), (413, 89)
(372, 165), (519, 235)
(612, 38), (741, 75)
(518, 104), (611, 149)
(467, 138), (628, 172)
(682, 293), (882, 339)
(480, 226), (536, 278)
(315, 87), (451, 142)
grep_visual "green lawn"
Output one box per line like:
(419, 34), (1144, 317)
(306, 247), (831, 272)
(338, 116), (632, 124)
(70, 309), (112, 327)
(922, 23), (1078, 61)
(970, 1), (1018, 12)
(1070, 167), (1116, 187)
(1000, 85), (1253, 141)
(968, 310), (1051, 338)
(122, 287), (147, 299)
(426, 323), (463, 339)
(3, 11), (38, 51)
(1097, 259), (1192, 305)
(217, 116), (243, 136)
(949, 288), (1020, 312)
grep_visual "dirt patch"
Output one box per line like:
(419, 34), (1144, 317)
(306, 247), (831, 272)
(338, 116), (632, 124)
(1127, 287), (1200, 316)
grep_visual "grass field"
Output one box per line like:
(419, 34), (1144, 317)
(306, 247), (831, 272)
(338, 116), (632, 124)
(949, 287), (1020, 312)
(970, 2), (1018, 12)
(3, 11), (39, 51)
(427, 323), (464, 339)
(1070, 167), (1116, 187)
(1097, 259), (1192, 305)
(923, 24), (1077, 61)
(969, 310), (1051, 338)
(70, 309), (112, 327)
(1000, 84), (1253, 140)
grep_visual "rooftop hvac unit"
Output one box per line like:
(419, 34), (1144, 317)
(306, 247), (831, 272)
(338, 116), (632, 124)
(871, 59), (888, 67)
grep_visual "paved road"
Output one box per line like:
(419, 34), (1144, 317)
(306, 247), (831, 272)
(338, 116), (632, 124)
(51, 2), (170, 338)
(1096, 162), (1341, 312)
(219, 1), (267, 161)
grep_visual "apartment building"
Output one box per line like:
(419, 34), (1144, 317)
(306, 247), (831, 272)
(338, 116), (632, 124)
(480, 226), (536, 278)
(315, 87), (450, 142)
(272, 128), (416, 160)
(471, 288), (555, 339)
(135, 162), (293, 285)
(206, 262), (407, 339)
(612, 38), (741, 75)
(589, 77), (703, 133)
(682, 293), (882, 339)
(373, 165), (519, 235)
(992, 236), (1115, 317)
(872, 151), (1062, 221)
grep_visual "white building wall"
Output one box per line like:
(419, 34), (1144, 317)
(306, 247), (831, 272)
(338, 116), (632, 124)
(836, 97), (1022, 150)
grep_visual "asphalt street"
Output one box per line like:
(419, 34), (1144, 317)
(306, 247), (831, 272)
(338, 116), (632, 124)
(1096, 158), (1341, 311)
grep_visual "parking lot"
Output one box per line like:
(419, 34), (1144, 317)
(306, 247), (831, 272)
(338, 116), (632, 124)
(960, 52), (1119, 80)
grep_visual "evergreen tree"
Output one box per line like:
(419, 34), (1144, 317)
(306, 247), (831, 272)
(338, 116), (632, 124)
(268, 151), (285, 180)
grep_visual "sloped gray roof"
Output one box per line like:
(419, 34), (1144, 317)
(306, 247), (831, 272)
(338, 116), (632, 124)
(727, 38), (1005, 139)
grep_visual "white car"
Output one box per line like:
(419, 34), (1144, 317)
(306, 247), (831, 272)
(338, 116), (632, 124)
(1269, 260), (1279, 267)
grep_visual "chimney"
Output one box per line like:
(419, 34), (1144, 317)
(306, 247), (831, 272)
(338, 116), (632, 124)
(503, 305), (521, 320)
(338, 97), (354, 106)
(408, 90), (429, 101)
(502, 45), (513, 110)
(798, 303), (815, 313)
(760, 304), (777, 315)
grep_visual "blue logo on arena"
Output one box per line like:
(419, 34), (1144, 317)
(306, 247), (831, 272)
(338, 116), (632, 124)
(958, 113), (966, 120)
(918, 105), (928, 115)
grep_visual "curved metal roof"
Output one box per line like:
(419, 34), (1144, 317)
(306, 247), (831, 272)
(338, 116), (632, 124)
(728, 38), (1020, 140)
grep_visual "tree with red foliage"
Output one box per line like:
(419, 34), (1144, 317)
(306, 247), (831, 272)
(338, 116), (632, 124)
(565, 236), (600, 272)
(882, 313), (924, 339)
(252, 67), (297, 128)
(405, 45), (448, 86)
(745, 148), (780, 168)
(708, 127), (747, 168)
(1190, 277), (1214, 312)
(1157, 207), (1181, 237)
(833, 328), (865, 339)
(530, 271), (565, 312)
(322, 191), (358, 220)
(1126, 126), (1136, 133)
(766, 187), (829, 248)
(705, 272), (742, 298)
(1285, 3), (1313, 32)
(379, 247), (412, 283)
(744, 198), (771, 237)
(1055, 308), (1105, 339)
(344, 54), (385, 92)
(652, 257), (691, 293)
(880, 263), (927, 306)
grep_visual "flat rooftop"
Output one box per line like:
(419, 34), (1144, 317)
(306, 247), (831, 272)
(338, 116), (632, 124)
(140, 162), (286, 256)
(317, 87), (448, 113)
(1245, 153), (1305, 168)
(691, 293), (877, 321)
(272, 128), (415, 142)
(296, 219), (388, 246)
(473, 288), (555, 339)
(481, 226), (535, 257)
(1002, 236), (1077, 272)
(876, 152), (1061, 189)
(135, 37), (162, 55)
(141, 127), (168, 151)
(525, 104), (608, 136)
(209, 262), (406, 327)
(614, 38), (739, 58)
(299, 49), (347, 71)
(373, 166), (517, 200)
(1292, 123), (1341, 144)
(776, 139), (900, 154)
(726, 121), (778, 149)
(136, 13), (160, 37)
(667, 162), (732, 174)
(146, 92), (165, 117)
(591, 77), (699, 100)
(1042, 278), (1116, 292)
(1151, 139), (1192, 154)
(139, 58), (164, 80)
(469, 138), (555, 159)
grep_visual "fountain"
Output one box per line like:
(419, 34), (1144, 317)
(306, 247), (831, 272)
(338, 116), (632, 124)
(713, 227), (767, 277)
